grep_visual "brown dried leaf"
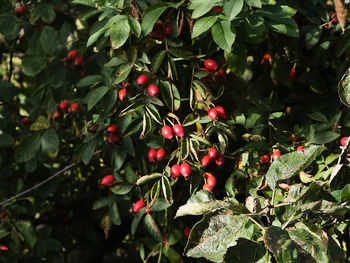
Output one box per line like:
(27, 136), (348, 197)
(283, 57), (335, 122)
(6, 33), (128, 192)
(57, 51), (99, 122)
(334, 0), (348, 32)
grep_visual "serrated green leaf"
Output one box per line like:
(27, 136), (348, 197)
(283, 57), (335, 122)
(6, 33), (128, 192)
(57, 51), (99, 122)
(192, 16), (217, 38)
(22, 56), (47, 76)
(41, 129), (59, 158)
(15, 221), (37, 248)
(188, 0), (216, 19)
(110, 183), (133, 195)
(80, 138), (97, 165)
(211, 21), (236, 52)
(128, 17), (141, 37)
(39, 26), (59, 55)
(224, 0), (244, 21)
(141, 4), (168, 35)
(86, 86), (110, 110)
(16, 134), (42, 163)
(110, 17), (130, 49)
(151, 50), (166, 73)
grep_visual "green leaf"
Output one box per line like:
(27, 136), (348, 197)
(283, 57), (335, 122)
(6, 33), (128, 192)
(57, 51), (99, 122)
(0, 14), (20, 40)
(77, 75), (102, 88)
(224, 239), (266, 263)
(109, 202), (121, 225)
(225, 43), (247, 77)
(192, 16), (217, 38)
(263, 226), (315, 263)
(92, 196), (115, 210)
(151, 50), (166, 73)
(163, 246), (182, 263)
(223, 0), (244, 21)
(41, 129), (59, 158)
(0, 134), (13, 147)
(307, 112), (328, 122)
(110, 17), (130, 49)
(86, 86), (110, 110)
(0, 82), (18, 104)
(188, 0), (215, 19)
(112, 149), (127, 171)
(143, 214), (163, 241)
(136, 173), (162, 185)
(184, 211), (251, 262)
(141, 4), (168, 35)
(30, 116), (51, 131)
(72, 0), (95, 7)
(309, 130), (340, 144)
(22, 56), (47, 76)
(298, 200), (349, 220)
(244, 0), (262, 8)
(338, 66), (350, 108)
(31, 3), (56, 24)
(39, 26), (59, 55)
(303, 25), (322, 50)
(80, 138), (97, 165)
(151, 198), (173, 211)
(160, 81), (181, 111)
(211, 21), (236, 52)
(131, 207), (146, 235)
(15, 221), (37, 248)
(128, 17), (141, 37)
(266, 145), (326, 189)
(110, 183), (133, 195)
(16, 134), (42, 163)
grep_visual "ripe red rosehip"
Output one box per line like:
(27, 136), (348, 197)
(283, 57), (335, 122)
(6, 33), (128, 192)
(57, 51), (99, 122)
(180, 162), (191, 178)
(137, 74), (149, 86)
(162, 23), (173, 35)
(260, 155), (270, 164)
(215, 155), (225, 166)
(20, 117), (31, 126)
(0, 245), (8, 251)
(107, 124), (118, 134)
(208, 147), (218, 159)
(214, 106), (227, 119)
(133, 200), (146, 213)
(204, 59), (218, 71)
(289, 68), (297, 82)
(73, 56), (84, 66)
(15, 6), (26, 16)
(207, 175), (217, 188)
(53, 111), (61, 120)
(108, 133), (120, 143)
(201, 155), (211, 167)
(261, 54), (271, 65)
(202, 171), (213, 179)
(183, 227), (191, 238)
(148, 148), (157, 162)
(67, 50), (78, 61)
(156, 148), (166, 161)
(171, 164), (181, 179)
(119, 88), (126, 101)
(147, 84), (159, 97)
(172, 124), (184, 138)
(208, 108), (218, 121)
(145, 208), (152, 214)
(162, 125), (173, 139)
(296, 146), (304, 151)
(59, 101), (70, 112)
(272, 150), (282, 160)
(0, 211), (5, 218)
(100, 175), (115, 186)
(68, 103), (80, 114)
(214, 6), (223, 12)
(218, 69), (226, 77)
(80, 71), (86, 78)
(341, 137), (349, 146)
(203, 184), (213, 193)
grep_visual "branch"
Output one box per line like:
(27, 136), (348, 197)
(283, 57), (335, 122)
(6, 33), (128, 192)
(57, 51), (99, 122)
(0, 150), (101, 207)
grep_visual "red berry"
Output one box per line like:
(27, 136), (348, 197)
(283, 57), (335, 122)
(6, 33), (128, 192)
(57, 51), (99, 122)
(68, 103), (80, 114)
(0, 211), (5, 218)
(341, 137), (349, 146)
(208, 108), (218, 121)
(107, 124), (118, 134)
(73, 56), (84, 66)
(201, 155), (211, 167)
(156, 33), (165, 41)
(15, 6), (26, 16)
(162, 23), (173, 35)
(133, 200), (146, 213)
(272, 150), (282, 160)
(203, 184), (213, 193)
(171, 164), (181, 179)
(80, 71), (86, 78)
(208, 147), (218, 159)
(214, 106), (227, 119)
(215, 155), (225, 166)
(261, 54), (271, 65)
(180, 162), (191, 178)
(207, 176), (217, 188)
(137, 74), (149, 86)
(147, 84), (159, 97)
(20, 117), (31, 126)
(145, 208), (152, 214)
(108, 133), (120, 143)
(162, 125), (173, 139)
(260, 155), (270, 164)
(289, 68), (297, 82)
(183, 227), (191, 238)
(148, 148), (157, 162)
(214, 6), (223, 12)
(67, 50), (78, 61)
(204, 59), (218, 71)
(52, 111), (61, 120)
(296, 146), (304, 151)
(59, 101), (70, 112)
(0, 245), (8, 251)
(202, 171), (213, 179)
(156, 148), (166, 161)
(218, 69), (226, 77)
(100, 175), (115, 186)
(172, 124), (184, 138)
(119, 88), (126, 102)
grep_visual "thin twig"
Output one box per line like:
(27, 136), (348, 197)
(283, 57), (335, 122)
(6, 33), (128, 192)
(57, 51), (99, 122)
(7, 38), (17, 81)
(0, 150), (101, 207)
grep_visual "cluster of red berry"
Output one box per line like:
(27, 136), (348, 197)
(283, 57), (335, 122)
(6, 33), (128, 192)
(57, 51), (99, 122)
(136, 74), (160, 97)
(62, 50), (84, 72)
(260, 54), (297, 83)
(161, 124), (184, 139)
(106, 124), (120, 145)
(52, 101), (80, 121)
(170, 162), (191, 179)
(208, 105), (226, 121)
(148, 22), (173, 41)
(200, 59), (226, 82)
(148, 148), (166, 162)
(15, 5), (26, 17)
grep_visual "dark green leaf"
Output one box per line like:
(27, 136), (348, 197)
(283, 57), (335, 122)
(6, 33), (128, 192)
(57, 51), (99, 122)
(224, 239), (266, 263)
(224, 0), (244, 21)
(31, 3), (56, 23)
(128, 17), (141, 37)
(110, 17), (130, 49)
(86, 86), (110, 110)
(16, 134), (42, 163)
(211, 21), (236, 52)
(15, 221), (37, 248)
(112, 149), (127, 171)
(192, 16), (217, 38)
(80, 138), (97, 165)
(22, 56), (47, 76)
(110, 183), (133, 195)
(109, 202), (121, 225)
(0, 14), (20, 40)
(141, 4), (168, 35)
(151, 50), (166, 73)
(131, 207), (146, 235)
(41, 129), (59, 158)
(39, 26), (59, 55)
(143, 214), (163, 241)
(77, 75), (102, 88)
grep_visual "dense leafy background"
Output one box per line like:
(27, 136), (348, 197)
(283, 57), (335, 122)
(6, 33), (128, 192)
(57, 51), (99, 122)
(1, 0), (350, 262)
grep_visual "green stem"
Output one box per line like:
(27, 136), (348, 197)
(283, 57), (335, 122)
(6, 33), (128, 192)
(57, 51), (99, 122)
(249, 216), (265, 233)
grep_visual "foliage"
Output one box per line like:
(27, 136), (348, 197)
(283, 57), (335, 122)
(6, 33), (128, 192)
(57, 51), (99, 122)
(1, 0), (350, 262)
